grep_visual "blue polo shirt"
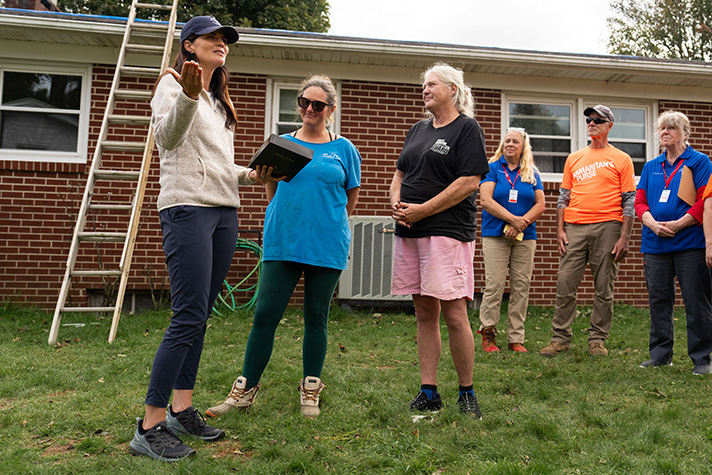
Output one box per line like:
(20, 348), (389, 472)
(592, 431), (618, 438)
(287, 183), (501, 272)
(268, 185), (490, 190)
(637, 146), (712, 253)
(480, 157), (543, 240)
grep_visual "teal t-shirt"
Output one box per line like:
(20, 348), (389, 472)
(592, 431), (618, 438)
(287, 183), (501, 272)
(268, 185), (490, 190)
(262, 135), (362, 270)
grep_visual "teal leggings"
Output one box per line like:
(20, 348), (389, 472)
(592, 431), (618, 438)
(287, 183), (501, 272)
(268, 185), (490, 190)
(242, 260), (342, 388)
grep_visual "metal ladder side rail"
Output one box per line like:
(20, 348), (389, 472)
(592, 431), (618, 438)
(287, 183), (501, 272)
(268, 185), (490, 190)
(108, 0), (179, 343)
(49, 0), (178, 345)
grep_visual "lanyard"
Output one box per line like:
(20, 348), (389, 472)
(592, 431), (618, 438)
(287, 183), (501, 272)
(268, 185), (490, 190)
(503, 164), (520, 188)
(662, 159), (684, 189)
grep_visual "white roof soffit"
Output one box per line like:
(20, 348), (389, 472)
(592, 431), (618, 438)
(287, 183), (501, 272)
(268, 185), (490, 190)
(1, 11), (711, 88)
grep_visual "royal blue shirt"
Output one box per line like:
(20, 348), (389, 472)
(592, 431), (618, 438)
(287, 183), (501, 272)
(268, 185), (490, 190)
(480, 157), (543, 240)
(637, 146), (712, 254)
(262, 135), (362, 270)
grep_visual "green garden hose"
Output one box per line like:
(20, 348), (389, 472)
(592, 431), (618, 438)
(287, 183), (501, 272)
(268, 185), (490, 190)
(212, 237), (262, 315)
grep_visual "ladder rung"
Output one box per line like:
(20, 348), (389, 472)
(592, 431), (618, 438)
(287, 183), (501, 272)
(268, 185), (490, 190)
(78, 232), (128, 242)
(71, 270), (123, 277)
(89, 204), (134, 211)
(101, 140), (146, 152)
(135, 2), (173, 10)
(94, 170), (141, 180)
(126, 44), (165, 54)
(108, 114), (151, 125)
(120, 66), (162, 78)
(115, 89), (153, 101)
(61, 307), (116, 313)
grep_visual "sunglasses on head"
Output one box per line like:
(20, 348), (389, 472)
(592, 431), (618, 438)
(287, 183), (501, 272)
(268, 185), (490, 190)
(507, 127), (527, 136)
(585, 116), (610, 125)
(297, 96), (332, 112)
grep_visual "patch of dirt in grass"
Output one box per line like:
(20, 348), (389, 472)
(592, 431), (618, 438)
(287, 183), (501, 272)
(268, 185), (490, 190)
(37, 438), (79, 459)
(209, 438), (253, 459)
(0, 397), (18, 410)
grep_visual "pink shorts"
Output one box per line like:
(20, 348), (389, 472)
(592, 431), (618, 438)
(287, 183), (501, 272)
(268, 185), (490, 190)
(391, 236), (475, 301)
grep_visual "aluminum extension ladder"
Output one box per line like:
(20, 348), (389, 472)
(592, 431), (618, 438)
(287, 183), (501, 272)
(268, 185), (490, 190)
(49, 0), (179, 345)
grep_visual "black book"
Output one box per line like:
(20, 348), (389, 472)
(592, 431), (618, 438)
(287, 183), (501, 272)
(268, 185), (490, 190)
(247, 134), (313, 182)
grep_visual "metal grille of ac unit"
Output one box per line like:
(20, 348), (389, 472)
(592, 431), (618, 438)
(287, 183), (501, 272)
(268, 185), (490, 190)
(338, 216), (411, 302)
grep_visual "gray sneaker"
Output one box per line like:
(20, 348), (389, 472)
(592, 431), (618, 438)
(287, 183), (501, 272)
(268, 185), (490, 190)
(693, 364), (712, 375)
(129, 418), (195, 462)
(166, 405), (225, 441)
(639, 359), (672, 368)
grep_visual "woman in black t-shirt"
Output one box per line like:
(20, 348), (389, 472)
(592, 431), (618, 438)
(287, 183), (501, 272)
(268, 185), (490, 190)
(389, 62), (489, 418)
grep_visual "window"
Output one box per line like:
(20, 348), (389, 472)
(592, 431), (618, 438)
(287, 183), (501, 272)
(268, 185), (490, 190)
(504, 96), (655, 181)
(0, 64), (90, 163)
(509, 101), (572, 173)
(266, 79), (340, 138)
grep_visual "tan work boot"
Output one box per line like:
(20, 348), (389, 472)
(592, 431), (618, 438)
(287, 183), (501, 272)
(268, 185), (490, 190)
(205, 376), (260, 417)
(299, 376), (325, 417)
(589, 341), (608, 356)
(540, 341), (570, 357)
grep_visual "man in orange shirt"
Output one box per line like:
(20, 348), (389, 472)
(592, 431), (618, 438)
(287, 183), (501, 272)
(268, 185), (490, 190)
(541, 105), (636, 357)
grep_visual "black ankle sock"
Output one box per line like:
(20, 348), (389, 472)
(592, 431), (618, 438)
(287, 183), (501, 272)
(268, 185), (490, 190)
(420, 384), (438, 399)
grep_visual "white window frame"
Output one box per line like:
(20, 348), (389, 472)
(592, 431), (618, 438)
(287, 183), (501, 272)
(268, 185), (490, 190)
(0, 61), (91, 164)
(264, 78), (341, 139)
(503, 94), (657, 182)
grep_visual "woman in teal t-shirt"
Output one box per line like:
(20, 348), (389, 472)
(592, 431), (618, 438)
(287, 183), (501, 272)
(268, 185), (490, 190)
(207, 75), (361, 418)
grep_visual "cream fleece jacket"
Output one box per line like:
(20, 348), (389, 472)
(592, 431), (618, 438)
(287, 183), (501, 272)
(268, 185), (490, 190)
(151, 74), (253, 212)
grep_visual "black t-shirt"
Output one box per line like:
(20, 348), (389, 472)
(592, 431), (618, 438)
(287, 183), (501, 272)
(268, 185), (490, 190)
(395, 114), (489, 242)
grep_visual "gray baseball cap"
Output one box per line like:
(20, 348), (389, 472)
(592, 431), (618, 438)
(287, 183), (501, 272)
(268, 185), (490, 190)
(584, 104), (615, 122)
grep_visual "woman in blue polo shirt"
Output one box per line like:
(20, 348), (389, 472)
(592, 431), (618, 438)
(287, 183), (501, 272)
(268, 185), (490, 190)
(635, 110), (712, 375)
(478, 128), (545, 353)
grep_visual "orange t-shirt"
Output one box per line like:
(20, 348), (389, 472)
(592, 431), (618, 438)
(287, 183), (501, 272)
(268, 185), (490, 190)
(702, 173), (712, 199)
(561, 146), (636, 224)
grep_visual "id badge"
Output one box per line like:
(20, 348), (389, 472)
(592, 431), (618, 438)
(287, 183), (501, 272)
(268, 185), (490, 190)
(509, 189), (518, 203)
(660, 189), (671, 203)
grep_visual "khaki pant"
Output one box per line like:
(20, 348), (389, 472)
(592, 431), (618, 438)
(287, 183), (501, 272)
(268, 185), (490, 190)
(479, 236), (536, 344)
(551, 221), (621, 345)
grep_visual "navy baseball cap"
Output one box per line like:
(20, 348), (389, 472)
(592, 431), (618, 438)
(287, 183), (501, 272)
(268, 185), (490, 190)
(180, 16), (239, 44)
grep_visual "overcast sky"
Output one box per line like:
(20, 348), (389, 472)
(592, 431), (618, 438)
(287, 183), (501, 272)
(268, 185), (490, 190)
(328, 0), (614, 55)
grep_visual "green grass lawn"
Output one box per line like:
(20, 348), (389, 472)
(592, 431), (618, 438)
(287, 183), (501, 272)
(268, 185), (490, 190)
(1, 301), (711, 474)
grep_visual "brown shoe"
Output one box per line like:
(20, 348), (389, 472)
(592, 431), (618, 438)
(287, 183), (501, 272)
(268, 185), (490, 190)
(508, 343), (527, 352)
(589, 342), (608, 356)
(540, 341), (570, 357)
(479, 327), (500, 353)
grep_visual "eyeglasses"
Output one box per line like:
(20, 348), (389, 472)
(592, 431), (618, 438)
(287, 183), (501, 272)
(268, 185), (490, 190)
(507, 127), (527, 136)
(297, 96), (332, 112)
(585, 117), (610, 125)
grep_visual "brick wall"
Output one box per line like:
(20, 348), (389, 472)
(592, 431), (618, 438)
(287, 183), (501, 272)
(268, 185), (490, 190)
(2, 67), (709, 311)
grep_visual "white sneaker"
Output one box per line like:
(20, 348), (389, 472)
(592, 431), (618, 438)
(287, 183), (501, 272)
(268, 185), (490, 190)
(299, 377), (325, 417)
(205, 376), (260, 417)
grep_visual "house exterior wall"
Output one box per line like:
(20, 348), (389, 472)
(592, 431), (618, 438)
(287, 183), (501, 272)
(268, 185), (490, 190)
(2, 62), (709, 310)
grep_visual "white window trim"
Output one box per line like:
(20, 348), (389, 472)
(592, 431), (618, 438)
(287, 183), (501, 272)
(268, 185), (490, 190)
(264, 77), (341, 139)
(503, 94), (657, 182)
(0, 60), (91, 164)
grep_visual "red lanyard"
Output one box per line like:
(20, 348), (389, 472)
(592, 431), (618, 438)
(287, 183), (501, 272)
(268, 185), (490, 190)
(662, 159), (684, 189)
(503, 164), (520, 188)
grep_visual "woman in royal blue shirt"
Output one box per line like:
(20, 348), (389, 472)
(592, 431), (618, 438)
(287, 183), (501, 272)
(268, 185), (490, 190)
(478, 128), (545, 353)
(635, 110), (712, 375)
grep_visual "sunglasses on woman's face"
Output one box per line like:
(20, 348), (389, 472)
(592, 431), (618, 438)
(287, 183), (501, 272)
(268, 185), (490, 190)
(297, 96), (332, 112)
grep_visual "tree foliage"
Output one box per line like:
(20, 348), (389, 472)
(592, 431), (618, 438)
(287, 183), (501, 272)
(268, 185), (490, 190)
(607, 0), (712, 61)
(57, 0), (330, 33)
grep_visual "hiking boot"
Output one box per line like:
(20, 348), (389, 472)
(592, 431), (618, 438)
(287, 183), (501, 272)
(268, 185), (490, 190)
(458, 392), (482, 419)
(129, 418), (195, 462)
(540, 341), (570, 357)
(693, 364), (712, 375)
(639, 359), (672, 368)
(479, 327), (500, 353)
(206, 376), (260, 417)
(408, 391), (443, 412)
(299, 377), (326, 417)
(166, 405), (224, 441)
(589, 342), (608, 356)
(508, 342), (527, 352)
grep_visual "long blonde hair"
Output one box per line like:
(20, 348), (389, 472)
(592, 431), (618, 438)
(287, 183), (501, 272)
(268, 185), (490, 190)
(489, 128), (538, 184)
